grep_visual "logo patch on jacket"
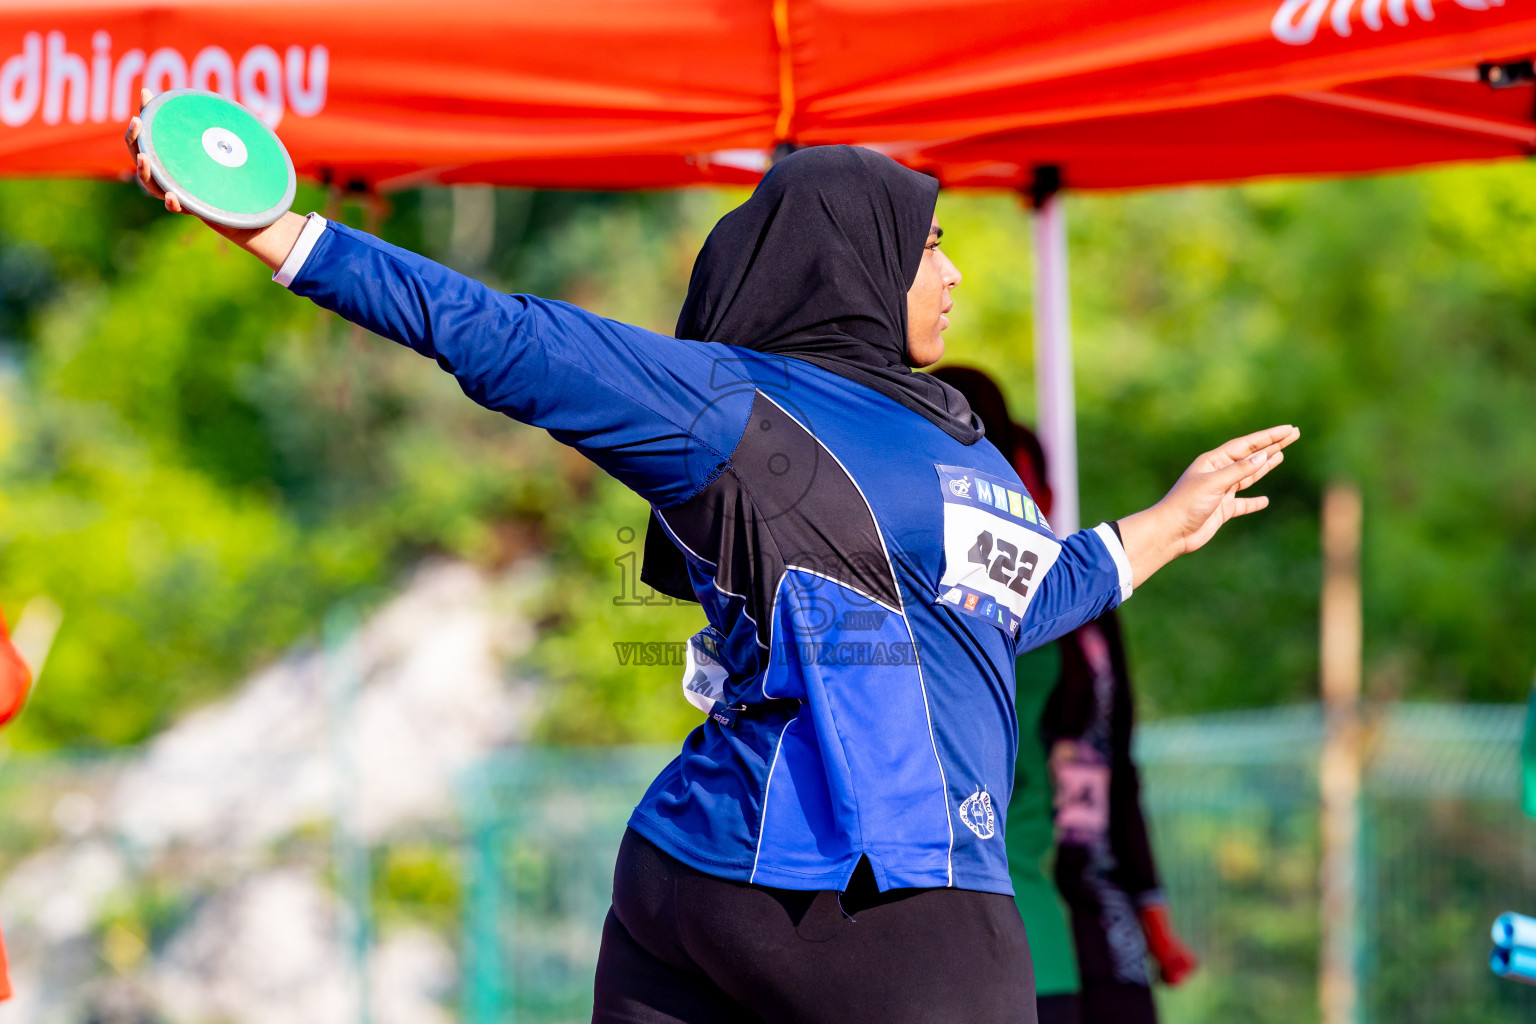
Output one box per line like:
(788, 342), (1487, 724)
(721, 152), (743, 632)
(958, 787), (995, 839)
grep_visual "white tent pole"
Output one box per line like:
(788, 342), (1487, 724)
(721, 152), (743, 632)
(1031, 188), (1080, 535)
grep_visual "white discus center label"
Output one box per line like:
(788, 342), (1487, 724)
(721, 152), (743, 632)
(202, 126), (249, 168)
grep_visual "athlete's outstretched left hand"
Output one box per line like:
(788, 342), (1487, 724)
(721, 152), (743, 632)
(1118, 425), (1300, 589)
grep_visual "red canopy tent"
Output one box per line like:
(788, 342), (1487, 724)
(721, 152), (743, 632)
(0, 0), (1529, 189)
(899, 72), (1536, 192)
(0, 0), (1530, 516)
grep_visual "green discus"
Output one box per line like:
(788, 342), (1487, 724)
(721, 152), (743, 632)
(136, 89), (296, 229)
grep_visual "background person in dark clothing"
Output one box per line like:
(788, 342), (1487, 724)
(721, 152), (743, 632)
(933, 367), (1199, 1024)
(1047, 605), (1198, 1023)
(931, 366), (1084, 1024)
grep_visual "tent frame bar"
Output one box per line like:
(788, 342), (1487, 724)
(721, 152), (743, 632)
(1029, 168), (1080, 536)
(1295, 90), (1536, 144)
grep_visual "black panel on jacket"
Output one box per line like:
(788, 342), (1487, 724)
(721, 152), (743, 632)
(642, 509), (700, 603)
(649, 392), (900, 647)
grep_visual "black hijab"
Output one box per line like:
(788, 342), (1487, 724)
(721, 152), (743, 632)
(643, 145), (985, 601)
(674, 145), (982, 443)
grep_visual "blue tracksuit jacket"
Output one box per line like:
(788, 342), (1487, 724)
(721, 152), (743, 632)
(282, 217), (1133, 895)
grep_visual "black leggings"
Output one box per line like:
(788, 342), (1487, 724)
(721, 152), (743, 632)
(1080, 982), (1157, 1024)
(592, 829), (1037, 1024)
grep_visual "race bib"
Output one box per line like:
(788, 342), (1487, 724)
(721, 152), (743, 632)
(680, 626), (729, 714)
(935, 465), (1061, 637)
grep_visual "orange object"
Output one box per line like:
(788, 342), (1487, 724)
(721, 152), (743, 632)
(0, 611), (29, 729)
(0, 920), (10, 1001)
(0, 2), (1526, 191)
(0, 608), (23, 1004)
(0, 611), (14, 1005)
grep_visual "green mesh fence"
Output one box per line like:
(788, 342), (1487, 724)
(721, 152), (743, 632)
(1357, 705), (1536, 1024)
(3, 703), (1532, 1022)
(460, 703), (1536, 1024)
(1142, 703), (1536, 1024)
(1138, 706), (1325, 1024)
(459, 747), (676, 1024)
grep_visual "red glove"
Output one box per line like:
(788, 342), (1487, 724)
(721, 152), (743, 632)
(1140, 902), (1199, 986)
(0, 610), (32, 729)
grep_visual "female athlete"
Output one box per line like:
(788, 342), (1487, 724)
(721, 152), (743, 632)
(128, 96), (1296, 1024)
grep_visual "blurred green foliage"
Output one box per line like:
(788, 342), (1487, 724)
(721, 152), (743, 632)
(939, 167), (1536, 716)
(96, 875), (189, 970)
(374, 842), (463, 934)
(0, 162), (1531, 749)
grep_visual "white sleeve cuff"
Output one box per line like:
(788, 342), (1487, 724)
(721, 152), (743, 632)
(1093, 522), (1134, 603)
(272, 212), (329, 289)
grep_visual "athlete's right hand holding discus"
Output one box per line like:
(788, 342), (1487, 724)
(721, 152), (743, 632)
(125, 88), (305, 270)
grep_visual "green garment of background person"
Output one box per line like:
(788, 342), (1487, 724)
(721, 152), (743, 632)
(1009, 641), (1080, 998)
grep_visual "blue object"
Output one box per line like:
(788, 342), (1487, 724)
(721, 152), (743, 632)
(1493, 912), (1536, 950)
(289, 220), (1131, 894)
(1492, 944), (1536, 984)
